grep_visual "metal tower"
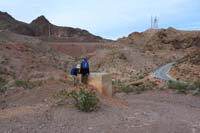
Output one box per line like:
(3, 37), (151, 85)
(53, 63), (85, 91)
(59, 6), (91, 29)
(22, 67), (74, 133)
(151, 16), (159, 29)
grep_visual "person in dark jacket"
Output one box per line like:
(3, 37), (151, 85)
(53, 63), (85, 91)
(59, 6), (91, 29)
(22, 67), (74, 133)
(70, 66), (78, 86)
(80, 57), (90, 84)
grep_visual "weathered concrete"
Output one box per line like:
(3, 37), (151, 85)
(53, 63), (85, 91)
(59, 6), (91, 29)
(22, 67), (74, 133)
(78, 72), (112, 96)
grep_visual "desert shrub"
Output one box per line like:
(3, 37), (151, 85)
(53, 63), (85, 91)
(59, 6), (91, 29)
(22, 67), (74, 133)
(118, 53), (127, 60)
(136, 72), (146, 80)
(113, 80), (155, 94)
(194, 80), (200, 88)
(192, 80), (200, 96)
(121, 85), (134, 94)
(168, 80), (187, 90)
(168, 80), (188, 94)
(58, 89), (70, 98)
(146, 81), (157, 88)
(112, 80), (130, 93)
(138, 75), (145, 80)
(0, 77), (7, 93)
(112, 80), (120, 88)
(70, 88), (99, 112)
(15, 80), (36, 89)
(133, 81), (156, 94)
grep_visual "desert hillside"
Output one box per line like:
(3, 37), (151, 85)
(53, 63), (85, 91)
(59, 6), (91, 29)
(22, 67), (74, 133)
(0, 30), (158, 83)
(0, 31), (74, 82)
(118, 27), (200, 83)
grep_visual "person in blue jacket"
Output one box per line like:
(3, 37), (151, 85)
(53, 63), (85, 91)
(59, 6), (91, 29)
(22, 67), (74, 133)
(80, 57), (90, 84)
(70, 66), (78, 86)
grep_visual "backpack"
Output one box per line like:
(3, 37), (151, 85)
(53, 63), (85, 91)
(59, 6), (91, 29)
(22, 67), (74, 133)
(82, 61), (89, 69)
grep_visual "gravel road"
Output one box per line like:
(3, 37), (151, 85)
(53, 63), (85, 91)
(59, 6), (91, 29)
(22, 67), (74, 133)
(152, 62), (176, 81)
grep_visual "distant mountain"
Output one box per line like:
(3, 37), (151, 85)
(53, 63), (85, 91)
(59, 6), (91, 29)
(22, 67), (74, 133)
(0, 11), (104, 42)
(30, 15), (104, 42)
(30, 15), (51, 36)
(0, 11), (35, 36)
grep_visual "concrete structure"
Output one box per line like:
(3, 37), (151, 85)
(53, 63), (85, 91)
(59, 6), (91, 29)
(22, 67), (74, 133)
(78, 72), (112, 96)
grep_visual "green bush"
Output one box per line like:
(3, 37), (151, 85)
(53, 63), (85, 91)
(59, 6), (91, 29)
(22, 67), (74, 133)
(0, 77), (7, 93)
(168, 80), (188, 94)
(15, 80), (36, 89)
(70, 88), (99, 112)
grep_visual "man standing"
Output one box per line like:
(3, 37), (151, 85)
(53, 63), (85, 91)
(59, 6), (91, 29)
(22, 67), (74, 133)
(80, 57), (90, 84)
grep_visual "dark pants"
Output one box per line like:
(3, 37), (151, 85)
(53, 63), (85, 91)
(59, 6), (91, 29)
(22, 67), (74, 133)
(81, 74), (88, 84)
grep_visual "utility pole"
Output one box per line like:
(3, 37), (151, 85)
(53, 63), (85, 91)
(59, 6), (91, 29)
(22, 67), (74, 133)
(154, 16), (158, 29)
(151, 16), (153, 29)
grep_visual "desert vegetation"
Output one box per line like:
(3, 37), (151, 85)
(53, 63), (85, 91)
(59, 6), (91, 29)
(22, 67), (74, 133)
(0, 77), (7, 93)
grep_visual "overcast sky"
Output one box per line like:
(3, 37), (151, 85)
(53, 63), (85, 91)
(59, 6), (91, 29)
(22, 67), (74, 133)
(0, 0), (200, 39)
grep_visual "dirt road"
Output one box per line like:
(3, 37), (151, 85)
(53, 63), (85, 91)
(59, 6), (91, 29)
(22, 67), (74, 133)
(0, 89), (200, 133)
(152, 62), (176, 81)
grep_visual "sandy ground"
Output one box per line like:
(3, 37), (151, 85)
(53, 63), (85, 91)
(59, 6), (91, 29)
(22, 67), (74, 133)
(0, 85), (200, 133)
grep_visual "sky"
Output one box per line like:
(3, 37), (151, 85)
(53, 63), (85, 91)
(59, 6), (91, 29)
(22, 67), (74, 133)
(0, 0), (200, 39)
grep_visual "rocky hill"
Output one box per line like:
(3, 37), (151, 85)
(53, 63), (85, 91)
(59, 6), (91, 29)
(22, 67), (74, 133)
(118, 27), (200, 82)
(0, 11), (104, 42)
(170, 50), (200, 82)
(118, 27), (200, 51)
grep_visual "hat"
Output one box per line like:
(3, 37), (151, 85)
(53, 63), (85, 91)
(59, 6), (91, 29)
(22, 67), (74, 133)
(76, 64), (80, 69)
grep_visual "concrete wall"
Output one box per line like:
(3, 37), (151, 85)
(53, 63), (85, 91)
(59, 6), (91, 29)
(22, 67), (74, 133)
(78, 72), (113, 96)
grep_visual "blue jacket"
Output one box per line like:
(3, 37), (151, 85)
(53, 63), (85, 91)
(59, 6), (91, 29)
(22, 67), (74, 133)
(70, 67), (78, 76)
(80, 59), (90, 75)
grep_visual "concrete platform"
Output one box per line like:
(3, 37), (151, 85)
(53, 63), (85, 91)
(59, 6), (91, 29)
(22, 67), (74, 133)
(78, 72), (113, 96)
